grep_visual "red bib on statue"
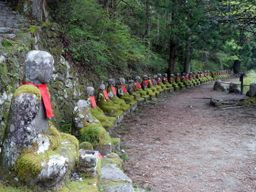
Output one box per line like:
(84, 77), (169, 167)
(122, 85), (127, 93)
(90, 96), (97, 108)
(23, 82), (54, 119)
(103, 90), (109, 100)
(111, 86), (117, 96)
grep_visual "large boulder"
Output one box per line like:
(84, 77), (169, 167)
(246, 83), (256, 97)
(229, 83), (241, 94)
(213, 80), (228, 92)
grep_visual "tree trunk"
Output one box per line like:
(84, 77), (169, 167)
(183, 37), (192, 73)
(168, 39), (177, 75)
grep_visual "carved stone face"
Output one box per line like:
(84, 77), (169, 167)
(86, 87), (95, 96)
(25, 50), (54, 84)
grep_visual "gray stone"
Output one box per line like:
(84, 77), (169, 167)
(101, 164), (134, 192)
(0, 55), (6, 63)
(25, 50), (54, 84)
(103, 182), (135, 192)
(0, 27), (14, 34)
(229, 83), (241, 94)
(101, 164), (132, 182)
(1, 50), (78, 189)
(73, 99), (99, 129)
(246, 83), (256, 97)
(213, 80), (228, 92)
(78, 150), (100, 177)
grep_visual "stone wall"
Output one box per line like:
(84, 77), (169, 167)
(0, 1), (90, 142)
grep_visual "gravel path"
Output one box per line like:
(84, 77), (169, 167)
(113, 81), (256, 192)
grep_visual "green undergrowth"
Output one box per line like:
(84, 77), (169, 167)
(239, 97), (256, 106)
(54, 0), (166, 78)
(0, 182), (32, 192)
(244, 70), (256, 93)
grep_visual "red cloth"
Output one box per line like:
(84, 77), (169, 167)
(103, 90), (109, 100)
(121, 85), (127, 93)
(89, 96), (97, 108)
(23, 82), (54, 119)
(111, 86), (117, 96)
(135, 82), (142, 90)
(144, 80), (149, 88)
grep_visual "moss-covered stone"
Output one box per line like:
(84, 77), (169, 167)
(58, 177), (99, 192)
(102, 153), (123, 169)
(79, 124), (112, 147)
(13, 85), (41, 100)
(98, 100), (124, 118)
(47, 122), (61, 150)
(110, 96), (130, 111)
(90, 107), (116, 129)
(80, 142), (94, 150)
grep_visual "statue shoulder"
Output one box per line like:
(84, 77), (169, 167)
(14, 85), (41, 100)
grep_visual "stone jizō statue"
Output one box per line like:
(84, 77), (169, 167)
(86, 86), (116, 129)
(1, 50), (79, 188)
(106, 79), (130, 112)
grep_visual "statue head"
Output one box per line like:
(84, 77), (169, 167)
(108, 79), (115, 86)
(99, 83), (106, 91)
(120, 78), (126, 85)
(128, 79), (134, 84)
(25, 50), (54, 84)
(86, 86), (95, 96)
(135, 76), (141, 81)
(143, 75), (148, 80)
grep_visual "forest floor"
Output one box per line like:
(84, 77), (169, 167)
(112, 79), (256, 192)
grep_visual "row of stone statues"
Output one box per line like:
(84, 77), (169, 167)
(0, 50), (230, 190)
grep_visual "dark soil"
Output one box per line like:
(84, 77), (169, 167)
(112, 81), (256, 192)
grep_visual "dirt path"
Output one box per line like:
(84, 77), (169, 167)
(112, 81), (256, 192)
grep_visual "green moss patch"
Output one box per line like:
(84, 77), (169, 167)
(13, 85), (41, 100)
(59, 177), (98, 192)
(80, 125), (112, 146)
(79, 142), (94, 150)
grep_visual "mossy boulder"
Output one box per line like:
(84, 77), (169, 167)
(14, 127), (79, 188)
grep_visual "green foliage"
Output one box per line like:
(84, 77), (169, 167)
(55, 0), (166, 77)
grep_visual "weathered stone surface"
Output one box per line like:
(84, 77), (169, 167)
(213, 80), (228, 92)
(101, 164), (134, 192)
(246, 83), (256, 97)
(101, 164), (132, 182)
(1, 51), (79, 189)
(78, 150), (101, 177)
(73, 99), (99, 129)
(102, 182), (135, 192)
(229, 83), (241, 94)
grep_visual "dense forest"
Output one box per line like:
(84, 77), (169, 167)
(46, 0), (256, 79)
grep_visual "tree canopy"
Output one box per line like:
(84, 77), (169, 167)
(53, 0), (256, 77)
